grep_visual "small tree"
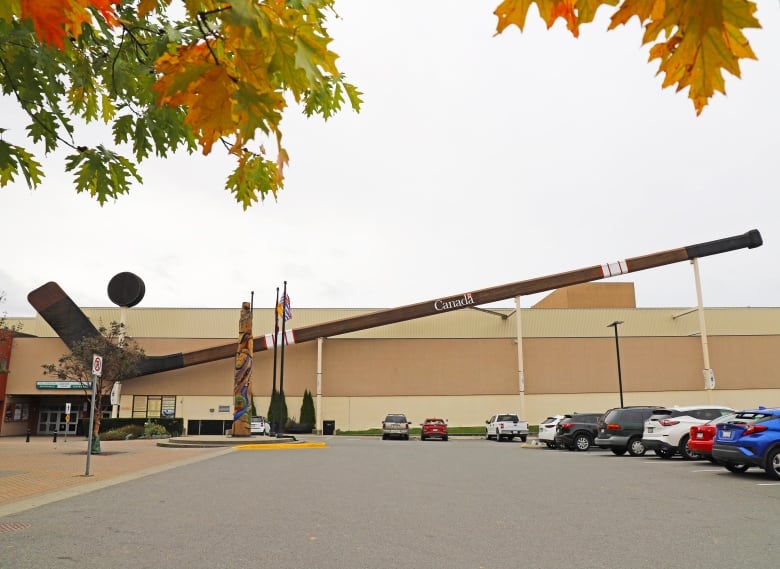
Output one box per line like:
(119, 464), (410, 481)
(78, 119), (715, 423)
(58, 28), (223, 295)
(0, 292), (21, 374)
(299, 389), (316, 431)
(267, 388), (288, 434)
(42, 321), (144, 453)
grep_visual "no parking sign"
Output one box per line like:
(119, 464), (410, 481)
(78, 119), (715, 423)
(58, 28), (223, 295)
(92, 354), (103, 376)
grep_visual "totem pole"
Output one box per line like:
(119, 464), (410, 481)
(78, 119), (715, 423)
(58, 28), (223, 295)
(232, 301), (253, 436)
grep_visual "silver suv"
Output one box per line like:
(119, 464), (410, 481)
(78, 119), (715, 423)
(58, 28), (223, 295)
(382, 414), (410, 440)
(642, 405), (733, 459)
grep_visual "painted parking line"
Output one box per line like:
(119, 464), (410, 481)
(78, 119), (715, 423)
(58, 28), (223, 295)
(757, 483), (780, 486)
(235, 442), (327, 450)
(692, 469), (724, 472)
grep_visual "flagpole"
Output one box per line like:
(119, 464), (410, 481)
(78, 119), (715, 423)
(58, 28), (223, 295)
(250, 290), (254, 417)
(272, 287), (279, 433)
(277, 280), (288, 437)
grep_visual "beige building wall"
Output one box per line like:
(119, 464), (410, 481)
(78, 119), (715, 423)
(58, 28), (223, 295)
(4, 282), (780, 436)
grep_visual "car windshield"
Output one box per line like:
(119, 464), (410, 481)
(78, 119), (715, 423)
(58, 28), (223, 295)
(385, 415), (407, 423)
(649, 410), (675, 420)
(571, 414), (598, 422)
(497, 415), (518, 422)
(425, 419), (445, 425)
(708, 413), (737, 425)
(541, 417), (559, 425)
(728, 412), (772, 424)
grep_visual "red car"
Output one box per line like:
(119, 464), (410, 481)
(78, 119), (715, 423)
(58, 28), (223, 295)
(687, 412), (737, 461)
(421, 418), (448, 441)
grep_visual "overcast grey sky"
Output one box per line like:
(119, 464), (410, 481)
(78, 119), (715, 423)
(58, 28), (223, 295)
(1, 1), (779, 319)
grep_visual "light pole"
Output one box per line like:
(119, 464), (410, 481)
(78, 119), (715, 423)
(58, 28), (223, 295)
(607, 321), (624, 408)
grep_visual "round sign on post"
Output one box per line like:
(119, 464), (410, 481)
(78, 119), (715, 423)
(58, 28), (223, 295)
(92, 354), (103, 376)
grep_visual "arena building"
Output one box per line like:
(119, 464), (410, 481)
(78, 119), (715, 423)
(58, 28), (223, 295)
(2, 281), (779, 437)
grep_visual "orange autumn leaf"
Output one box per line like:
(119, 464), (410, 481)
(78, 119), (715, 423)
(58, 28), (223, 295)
(495, 0), (611, 37)
(152, 44), (243, 155)
(21, 0), (119, 50)
(609, 0), (760, 115)
(494, 0), (761, 114)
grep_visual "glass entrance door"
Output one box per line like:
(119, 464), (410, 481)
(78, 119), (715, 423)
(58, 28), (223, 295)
(38, 405), (78, 435)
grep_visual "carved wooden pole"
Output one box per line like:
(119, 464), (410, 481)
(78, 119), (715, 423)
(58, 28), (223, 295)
(231, 301), (253, 437)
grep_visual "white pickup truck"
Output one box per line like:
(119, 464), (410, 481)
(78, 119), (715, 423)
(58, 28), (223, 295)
(485, 413), (529, 442)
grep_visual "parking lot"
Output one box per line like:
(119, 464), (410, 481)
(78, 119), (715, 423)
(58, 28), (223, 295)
(1, 436), (778, 569)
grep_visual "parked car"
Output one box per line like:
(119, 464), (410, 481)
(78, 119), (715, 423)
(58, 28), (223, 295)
(251, 416), (271, 436)
(538, 414), (567, 448)
(382, 413), (411, 440)
(421, 418), (448, 441)
(642, 405), (734, 460)
(485, 413), (529, 442)
(712, 407), (780, 479)
(555, 412), (602, 451)
(687, 412), (738, 462)
(595, 406), (663, 456)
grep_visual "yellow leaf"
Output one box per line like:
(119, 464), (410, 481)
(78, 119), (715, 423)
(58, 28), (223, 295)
(498, 0), (761, 114)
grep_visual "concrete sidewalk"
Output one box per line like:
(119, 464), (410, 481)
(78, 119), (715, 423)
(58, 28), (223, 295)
(0, 435), (233, 518)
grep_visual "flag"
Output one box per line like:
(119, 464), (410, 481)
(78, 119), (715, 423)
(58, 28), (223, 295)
(277, 293), (292, 321)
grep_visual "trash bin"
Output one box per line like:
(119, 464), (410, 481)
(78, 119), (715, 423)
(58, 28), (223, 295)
(323, 420), (335, 435)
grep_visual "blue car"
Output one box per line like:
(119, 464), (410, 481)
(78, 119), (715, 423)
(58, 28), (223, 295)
(711, 407), (780, 479)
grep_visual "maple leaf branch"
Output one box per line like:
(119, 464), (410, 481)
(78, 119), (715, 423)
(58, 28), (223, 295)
(0, 52), (80, 152)
(195, 7), (232, 66)
(118, 23), (151, 64)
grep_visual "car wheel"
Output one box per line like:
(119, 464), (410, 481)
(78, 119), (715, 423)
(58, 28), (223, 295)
(496, 429), (502, 442)
(611, 447), (627, 456)
(573, 433), (591, 451)
(655, 447), (675, 459)
(485, 430), (491, 440)
(421, 435), (427, 441)
(628, 437), (646, 457)
(382, 434), (388, 440)
(679, 436), (698, 461)
(520, 435), (527, 442)
(442, 436), (448, 441)
(765, 447), (780, 480)
(724, 463), (749, 473)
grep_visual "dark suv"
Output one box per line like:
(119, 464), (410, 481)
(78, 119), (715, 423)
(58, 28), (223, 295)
(595, 406), (663, 456)
(554, 413), (602, 451)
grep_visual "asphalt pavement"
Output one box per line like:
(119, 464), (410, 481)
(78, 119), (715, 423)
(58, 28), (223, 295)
(1, 436), (779, 569)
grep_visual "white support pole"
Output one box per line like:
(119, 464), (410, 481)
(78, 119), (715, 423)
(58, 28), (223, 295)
(316, 337), (323, 435)
(692, 259), (715, 401)
(114, 306), (128, 419)
(515, 296), (526, 420)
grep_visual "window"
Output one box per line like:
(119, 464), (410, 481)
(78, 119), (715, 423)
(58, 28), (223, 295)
(4, 402), (30, 422)
(132, 395), (176, 418)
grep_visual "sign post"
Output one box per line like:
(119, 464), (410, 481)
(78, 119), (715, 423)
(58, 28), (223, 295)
(85, 354), (102, 476)
(64, 402), (71, 443)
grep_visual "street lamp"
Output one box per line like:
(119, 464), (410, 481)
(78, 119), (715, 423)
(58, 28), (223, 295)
(607, 320), (624, 408)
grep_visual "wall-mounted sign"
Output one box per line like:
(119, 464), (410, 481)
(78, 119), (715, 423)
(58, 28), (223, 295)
(36, 381), (93, 390)
(218, 405), (230, 413)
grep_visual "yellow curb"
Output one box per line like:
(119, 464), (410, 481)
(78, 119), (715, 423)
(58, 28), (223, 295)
(235, 442), (327, 450)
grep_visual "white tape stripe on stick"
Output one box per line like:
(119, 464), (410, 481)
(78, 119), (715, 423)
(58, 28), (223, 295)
(263, 331), (295, 348)
(601, 260), (628, 277)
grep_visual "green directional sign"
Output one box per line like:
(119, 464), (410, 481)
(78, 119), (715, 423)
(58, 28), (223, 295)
(36, 381), (92, 390)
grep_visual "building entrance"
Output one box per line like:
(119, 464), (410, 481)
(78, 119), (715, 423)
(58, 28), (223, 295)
(38, 404), (78, 435)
